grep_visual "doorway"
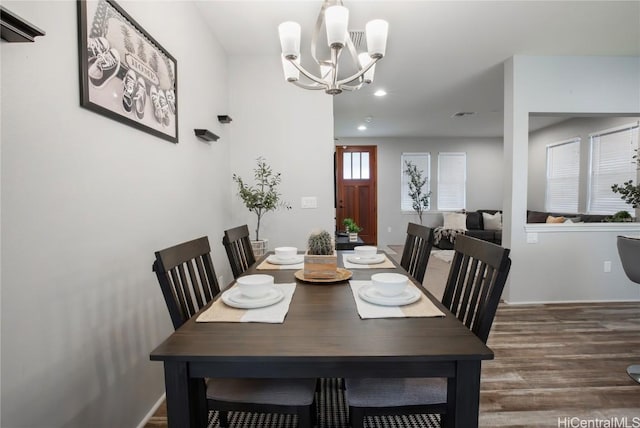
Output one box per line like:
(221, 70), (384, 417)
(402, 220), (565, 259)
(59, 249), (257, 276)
(335, 145), (378, 245)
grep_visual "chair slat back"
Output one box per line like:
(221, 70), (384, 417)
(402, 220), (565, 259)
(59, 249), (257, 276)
(442, 235), (511, 343)
(152, 236), (220, 330)
(400, 223), (434, 284)
(223, 225), (256, 279)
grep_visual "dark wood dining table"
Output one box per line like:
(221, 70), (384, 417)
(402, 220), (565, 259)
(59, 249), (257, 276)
(150, 251), (494, 428)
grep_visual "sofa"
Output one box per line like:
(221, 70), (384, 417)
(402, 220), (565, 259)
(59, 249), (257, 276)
(434, 209), (502, 250)
(526, 210), (610, 224)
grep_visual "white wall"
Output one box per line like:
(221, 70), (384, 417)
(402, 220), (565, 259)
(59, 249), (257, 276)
(228, 55), (334, 250)
(1, 1), (231, 426)
(339, 137), (504, 248)
(504, 56), (640, 303)
(528, 116), (640, 212)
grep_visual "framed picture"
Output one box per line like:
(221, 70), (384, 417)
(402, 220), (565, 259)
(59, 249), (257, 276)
(77, 0), (178, 143)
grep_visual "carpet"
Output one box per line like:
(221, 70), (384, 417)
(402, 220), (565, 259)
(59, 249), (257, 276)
(205, 378), (440, 428)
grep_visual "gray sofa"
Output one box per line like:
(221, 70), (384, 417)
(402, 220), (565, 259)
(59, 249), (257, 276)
(434, 209), (501, 250)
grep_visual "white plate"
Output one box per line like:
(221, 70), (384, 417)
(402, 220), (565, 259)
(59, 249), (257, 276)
(221, 286), (285, 309)
(347, 254), (386, 265)
(266, 255), (304, 265)
(358, 284), (421, 306)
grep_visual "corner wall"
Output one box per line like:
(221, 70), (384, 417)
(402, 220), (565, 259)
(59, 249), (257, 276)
(504, 56), (640, 303)
(1, 1), (231, 426)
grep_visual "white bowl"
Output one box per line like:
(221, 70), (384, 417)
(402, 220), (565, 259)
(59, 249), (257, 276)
(275, 246), (298, 260)
(371, 273), (409, 297)
(236, 274), (274, 298)
(354, 246), (377, 259)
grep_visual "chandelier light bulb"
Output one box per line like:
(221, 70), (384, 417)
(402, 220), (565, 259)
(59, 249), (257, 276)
(325, 5), (349, 48)
(366, 19), (389, 58)
(278, 21), (301, 59)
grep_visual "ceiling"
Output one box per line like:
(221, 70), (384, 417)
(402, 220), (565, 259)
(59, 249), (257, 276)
(195, 0), (640, 139)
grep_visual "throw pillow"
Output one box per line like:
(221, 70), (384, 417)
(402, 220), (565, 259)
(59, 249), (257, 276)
(443, 212), (467, 230)
(483, 212), (502, 230)
(564, 216), (582, 223)
(546, 215), (565, 223)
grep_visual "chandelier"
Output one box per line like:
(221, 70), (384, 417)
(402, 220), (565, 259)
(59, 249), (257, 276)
(278, 0), (388, 95)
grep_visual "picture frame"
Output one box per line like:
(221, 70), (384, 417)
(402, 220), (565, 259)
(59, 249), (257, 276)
(77, 0), (178, 143)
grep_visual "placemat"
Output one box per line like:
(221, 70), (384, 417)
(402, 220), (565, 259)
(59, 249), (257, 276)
(196, 283), (296, 323)
(349, 280), (445, 319)
(256, 259), (304, 270)
(342, 254), (395, 269)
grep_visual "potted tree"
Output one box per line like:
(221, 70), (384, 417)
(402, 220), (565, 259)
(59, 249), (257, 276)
(611, 148), (640, 216)
(343, 218), (362, 242)
(233, 157), (291, 256)
(404, 160), (431, 224)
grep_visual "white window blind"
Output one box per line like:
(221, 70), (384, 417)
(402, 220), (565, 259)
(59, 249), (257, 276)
(545, 138), (580, 212)
(588, 123), (639, 214)
(437, 152), (466, 211)
(401, 153), (430, 211)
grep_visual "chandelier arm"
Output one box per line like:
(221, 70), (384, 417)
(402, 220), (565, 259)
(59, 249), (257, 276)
(337, 56), (380, 86)
(339, 82), (364, 91)
(292, 81), (328, 90)
(287, 58), (330, 87)
(310, 1), (329, 65)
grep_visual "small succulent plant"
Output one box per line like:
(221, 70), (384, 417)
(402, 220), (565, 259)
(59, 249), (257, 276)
(307, 230), (334, 255)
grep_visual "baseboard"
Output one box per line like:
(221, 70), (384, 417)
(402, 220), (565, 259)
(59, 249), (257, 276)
(503, 298), (640, 305)
(136, 392), (166, 428)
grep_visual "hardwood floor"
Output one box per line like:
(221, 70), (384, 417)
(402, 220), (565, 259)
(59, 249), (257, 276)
(480, 301), (640, 427)
(145, 250), (640, 427)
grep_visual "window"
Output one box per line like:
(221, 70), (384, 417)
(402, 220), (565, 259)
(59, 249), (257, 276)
(545, 138), (580, 212)
(588, 123), (639, 214)
(343, 151), (370, 180)
(437, 153), (466, 211)
(401, 153), (430, 211)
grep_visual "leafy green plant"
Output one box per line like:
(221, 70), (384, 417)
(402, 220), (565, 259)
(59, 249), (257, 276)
(403, 160), (432, 224)
(307, 230), (334, 255)
(611, 148), (639, 209)
(605, 210), (633, 222)
(342, 218), (362, 233)
(233, 157), (291, 241)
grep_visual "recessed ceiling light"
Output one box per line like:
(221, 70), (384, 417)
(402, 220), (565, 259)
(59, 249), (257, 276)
(357, 125), (367, 131)
(374, 89), (387, 97)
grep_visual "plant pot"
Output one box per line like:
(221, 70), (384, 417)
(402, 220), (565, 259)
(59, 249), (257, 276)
(251, 239), (269, 257)
(304, 251), (338, 279)
(348, 232), (358, 242)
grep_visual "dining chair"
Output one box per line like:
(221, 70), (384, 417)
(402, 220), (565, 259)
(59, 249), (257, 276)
(400, 222), (435, 284)
(617, 235), (640, 383)
(152, 236), (317, 427)
(345, 235), (511, 428)
(222, 224), (257, 279)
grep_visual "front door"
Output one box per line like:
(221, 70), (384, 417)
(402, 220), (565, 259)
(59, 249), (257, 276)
(336, 145), (377, 245)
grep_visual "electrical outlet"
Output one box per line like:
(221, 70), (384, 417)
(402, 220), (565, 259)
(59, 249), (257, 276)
(388, 227), (392, 233)
(301, 196), (317, 209)
(604, 261), (611, 273)
(526, 232), (538, 244)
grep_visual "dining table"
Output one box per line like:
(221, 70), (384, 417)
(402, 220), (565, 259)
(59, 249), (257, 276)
(149, 249), (494, 428)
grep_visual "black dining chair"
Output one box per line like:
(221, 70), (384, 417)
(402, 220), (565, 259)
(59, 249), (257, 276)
(152, 236), (317, 427)
(345, 235), (511, 428)
(223, 224), (257, 279)
(400, 222), (435, 284)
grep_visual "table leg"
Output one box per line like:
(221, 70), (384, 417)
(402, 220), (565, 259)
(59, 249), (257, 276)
(164, 361), (208, 428)
(443, 360), (481, 428)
